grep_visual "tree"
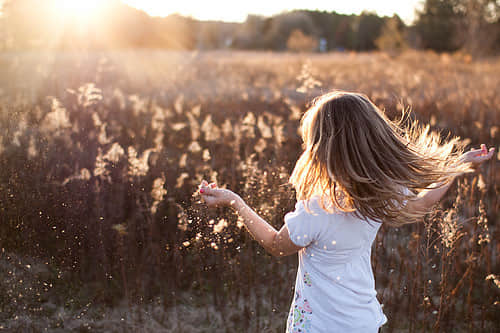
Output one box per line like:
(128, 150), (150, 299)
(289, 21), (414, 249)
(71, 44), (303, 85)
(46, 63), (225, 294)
(415, 0), (500, 54)
(415, 0), (463, 51)
(455, 0), (500, 55)
(375, 15), (408, 53)
(355, 12), (385, 50)
(286, 29), (318, 52)
(334, 16), (356, 50)
(233, 15), (268, 49)
(0, 0), (196, 50)
(260, 11), (319, 50)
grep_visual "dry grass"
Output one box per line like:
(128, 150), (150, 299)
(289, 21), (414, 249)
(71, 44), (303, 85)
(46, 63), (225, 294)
(0, 50), (498, 332)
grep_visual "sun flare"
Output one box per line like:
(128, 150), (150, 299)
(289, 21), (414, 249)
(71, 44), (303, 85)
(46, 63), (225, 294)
(53, 0), (102, 19)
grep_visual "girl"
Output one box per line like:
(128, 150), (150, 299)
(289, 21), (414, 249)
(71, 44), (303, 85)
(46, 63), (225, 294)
(198, 91), (494, 332)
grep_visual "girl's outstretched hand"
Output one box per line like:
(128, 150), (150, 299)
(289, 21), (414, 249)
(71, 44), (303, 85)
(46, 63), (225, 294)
(460, 144), (495, 165)
(199, 180), (240, 208)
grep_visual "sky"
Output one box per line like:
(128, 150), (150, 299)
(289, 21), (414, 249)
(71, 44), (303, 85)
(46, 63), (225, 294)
(122, 0), (424, 24)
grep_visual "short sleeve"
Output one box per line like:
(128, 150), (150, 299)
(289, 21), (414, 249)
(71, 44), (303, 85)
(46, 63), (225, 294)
(285, 200), (321, 248)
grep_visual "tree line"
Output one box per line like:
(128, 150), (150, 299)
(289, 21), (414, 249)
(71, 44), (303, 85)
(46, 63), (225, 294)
(1, 0), (499, 54)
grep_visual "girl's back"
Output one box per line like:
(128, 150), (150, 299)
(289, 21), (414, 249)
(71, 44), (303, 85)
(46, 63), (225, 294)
(286, 197), (385, 332)
(198, 91), (494, 332)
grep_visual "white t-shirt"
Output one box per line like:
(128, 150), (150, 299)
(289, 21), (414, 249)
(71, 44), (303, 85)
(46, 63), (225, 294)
(285, 197), (387, 333)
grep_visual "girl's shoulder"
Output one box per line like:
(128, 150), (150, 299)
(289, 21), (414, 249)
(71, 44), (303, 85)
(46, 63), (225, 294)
(285, 198), (333, 248)
(286, 196), (378, 248)
(298, 195), (345, 217)
(293, 196), (382, 231)
(286, 196), (346, 232)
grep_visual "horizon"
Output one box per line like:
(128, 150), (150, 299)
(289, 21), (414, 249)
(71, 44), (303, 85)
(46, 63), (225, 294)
(122, 0), (422, 24)
(0, 0), (422, 24)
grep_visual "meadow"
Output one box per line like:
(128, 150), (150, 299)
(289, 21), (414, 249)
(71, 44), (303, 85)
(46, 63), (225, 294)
(0, 50), (499, 332)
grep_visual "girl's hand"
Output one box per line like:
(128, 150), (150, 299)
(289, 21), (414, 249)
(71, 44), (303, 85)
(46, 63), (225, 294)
(460, 144), (495, 165)
(199, 180), (240, 208)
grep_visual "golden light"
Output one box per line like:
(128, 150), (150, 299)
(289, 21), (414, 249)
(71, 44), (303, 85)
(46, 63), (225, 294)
(53, 0), (102, 19)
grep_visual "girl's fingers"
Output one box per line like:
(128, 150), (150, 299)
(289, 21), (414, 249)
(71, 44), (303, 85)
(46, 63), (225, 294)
(200, 186), (216, 196)
(487, 147), (495, 157)
(473, 147), (495, 161)
(199, 180), (208, 190)
(199, 180), (211, 194)
(471, 145), (494, 157)
(480, 146), (494, 158)
(199, 181), (218, 194)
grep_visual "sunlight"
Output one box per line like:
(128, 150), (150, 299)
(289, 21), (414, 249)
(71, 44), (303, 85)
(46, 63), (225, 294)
(53, 0), (101, 19)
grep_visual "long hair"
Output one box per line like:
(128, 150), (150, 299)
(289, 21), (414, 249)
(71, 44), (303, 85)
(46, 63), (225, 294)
(289, 91), (470, 226)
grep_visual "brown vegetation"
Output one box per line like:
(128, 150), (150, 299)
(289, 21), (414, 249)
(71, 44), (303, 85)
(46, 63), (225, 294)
(0, 50), (498, 332)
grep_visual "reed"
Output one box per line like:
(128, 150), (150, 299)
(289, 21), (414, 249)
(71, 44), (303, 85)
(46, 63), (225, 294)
(0, 50), (498, 332)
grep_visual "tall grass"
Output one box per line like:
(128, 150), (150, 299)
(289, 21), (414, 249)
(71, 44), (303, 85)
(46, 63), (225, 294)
(0, 50), (498, 332)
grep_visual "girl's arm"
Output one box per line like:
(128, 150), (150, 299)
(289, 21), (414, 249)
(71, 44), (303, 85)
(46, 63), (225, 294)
(407, 144), (495, 213)
(199, 182), (302, 257)
(406, 177), (457, 213)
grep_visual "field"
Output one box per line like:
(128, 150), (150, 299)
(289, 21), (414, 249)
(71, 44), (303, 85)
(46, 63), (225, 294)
(0, 50), (499, 332)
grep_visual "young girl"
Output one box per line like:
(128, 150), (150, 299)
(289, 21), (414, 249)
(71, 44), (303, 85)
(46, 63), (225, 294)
(198, 91), (494, 332)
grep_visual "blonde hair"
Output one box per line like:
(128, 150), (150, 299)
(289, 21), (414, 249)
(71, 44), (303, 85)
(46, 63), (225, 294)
(290, 91), (470, 226)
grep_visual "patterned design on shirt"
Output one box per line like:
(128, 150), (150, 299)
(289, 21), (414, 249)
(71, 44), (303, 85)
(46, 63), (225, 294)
(287, 272), (313, 332)
(303, 272), (312, 287)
